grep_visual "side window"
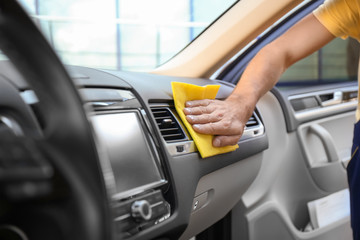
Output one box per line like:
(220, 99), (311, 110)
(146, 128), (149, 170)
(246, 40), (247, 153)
(278, 37), (359, 86)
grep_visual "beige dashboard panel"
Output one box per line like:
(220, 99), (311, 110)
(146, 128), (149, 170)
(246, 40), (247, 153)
(152, 0), (302, 78)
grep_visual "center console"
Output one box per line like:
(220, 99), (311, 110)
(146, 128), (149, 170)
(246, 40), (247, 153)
(83, 88), (171, 238)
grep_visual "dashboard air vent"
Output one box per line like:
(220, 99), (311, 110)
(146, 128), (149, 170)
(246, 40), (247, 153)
(242, 112), (264, 141)
(151, 108), (186, 142)
(245, 114), (259, 128)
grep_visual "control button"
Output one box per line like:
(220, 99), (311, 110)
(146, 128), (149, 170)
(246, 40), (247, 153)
(114, 203), (131, 217)
(193, 200), (199, 211)
(176, 145), (184, 153)
(149, 190), (164, 203)
(192, 191), (209, 212)
(131, 200), (152, 221)
(151, 203), (164, 218)
(114, 217), (133, 232)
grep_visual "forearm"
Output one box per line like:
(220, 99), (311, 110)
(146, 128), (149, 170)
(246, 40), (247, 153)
(228, 13), (335, 111)
(183, 43), (289, 147)
(184, 13), (335, 147)
(227, 43), (287, 111)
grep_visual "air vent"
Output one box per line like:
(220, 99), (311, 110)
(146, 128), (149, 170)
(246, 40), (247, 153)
(242, 112), (264, 140)
(151, 108), (186, 142)
(245, 114), (259, 128)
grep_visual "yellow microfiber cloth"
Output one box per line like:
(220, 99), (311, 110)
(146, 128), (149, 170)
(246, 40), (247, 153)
(171, 82), (239, 158)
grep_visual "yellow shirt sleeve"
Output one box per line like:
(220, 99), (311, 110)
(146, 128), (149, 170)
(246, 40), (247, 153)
(313, 0), (360, 41)
(171, 82), (238, 158)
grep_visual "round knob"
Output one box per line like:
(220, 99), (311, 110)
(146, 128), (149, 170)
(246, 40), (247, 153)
(131, 200), (152, 221)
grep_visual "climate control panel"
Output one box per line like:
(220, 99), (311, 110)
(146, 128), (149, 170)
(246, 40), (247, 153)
(113, 190), (170, 238)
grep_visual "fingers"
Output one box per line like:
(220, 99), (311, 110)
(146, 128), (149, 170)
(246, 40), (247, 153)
(186, 112), (223, 124)
(184, 99), (217, 115)
(185, 99), (213, 107)
(184, 99), (222, 124)
(183, 98), (246, 147)
(183, 106), (213, 115)
(213, 135), (241, 147)
(192, 120), (243, 136)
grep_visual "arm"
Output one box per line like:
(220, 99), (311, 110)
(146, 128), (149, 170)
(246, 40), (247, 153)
(184, 13), (335, 147)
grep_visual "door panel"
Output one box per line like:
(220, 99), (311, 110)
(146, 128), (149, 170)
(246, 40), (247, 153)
(213, 2), (358, 239)
(231, 89), (353, 240)
(298, 112), (355, 192)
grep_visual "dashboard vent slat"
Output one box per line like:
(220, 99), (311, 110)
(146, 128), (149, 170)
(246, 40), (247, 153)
(151, 108), (186, 142)
(245, 114), (259, 128)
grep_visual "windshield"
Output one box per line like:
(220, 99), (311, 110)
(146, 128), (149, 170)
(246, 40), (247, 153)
(18, 0), (237, 72)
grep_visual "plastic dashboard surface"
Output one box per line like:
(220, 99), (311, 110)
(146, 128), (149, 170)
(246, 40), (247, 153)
(3, 62), (269, 240)
(72, 65), (268, 174)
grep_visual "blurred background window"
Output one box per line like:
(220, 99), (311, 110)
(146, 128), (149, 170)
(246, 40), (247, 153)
(278, 37), (359, 86)
(17, 0), (237, 71)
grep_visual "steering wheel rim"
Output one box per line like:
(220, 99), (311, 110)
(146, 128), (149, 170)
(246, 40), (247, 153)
(0, 2), (111, 240)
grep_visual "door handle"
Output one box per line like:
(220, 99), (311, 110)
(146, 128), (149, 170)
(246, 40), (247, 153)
(309, 124), (339, 163)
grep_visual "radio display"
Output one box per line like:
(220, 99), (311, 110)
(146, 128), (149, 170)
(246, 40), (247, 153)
(92, 112), (164, 198)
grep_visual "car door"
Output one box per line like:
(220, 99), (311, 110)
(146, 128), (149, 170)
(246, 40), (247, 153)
(216, 1), (357, 239)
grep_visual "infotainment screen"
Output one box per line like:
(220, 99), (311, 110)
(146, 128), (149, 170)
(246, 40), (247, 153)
(92, 112), (165, 198)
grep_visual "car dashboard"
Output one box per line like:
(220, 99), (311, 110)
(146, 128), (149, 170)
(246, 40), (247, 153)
(2, 63), (269, 240)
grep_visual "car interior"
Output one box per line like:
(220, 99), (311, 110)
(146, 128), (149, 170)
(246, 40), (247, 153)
(0, 0), (356, 240)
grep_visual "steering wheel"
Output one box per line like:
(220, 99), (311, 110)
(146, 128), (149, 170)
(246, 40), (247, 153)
(0, 2), (111, 240)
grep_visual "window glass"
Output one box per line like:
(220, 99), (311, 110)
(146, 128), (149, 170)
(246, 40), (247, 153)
(278, 37), (359, 86)
(17, 0), (237, 71)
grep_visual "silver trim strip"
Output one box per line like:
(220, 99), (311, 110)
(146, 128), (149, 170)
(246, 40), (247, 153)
(166, 140), (197, 156)
(288, 86), (358, 101)
(295, 101), (357, 122)
(114, 213), (131, 222)
(20, 90), (38, 104)
(288, 86), (358, 122)
(321, 91), (342, 107)
(112, 180), (167, 200)
(150, 201), (164, 208)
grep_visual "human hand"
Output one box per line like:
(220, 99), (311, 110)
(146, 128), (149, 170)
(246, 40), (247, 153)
(183, 96), (254, 147)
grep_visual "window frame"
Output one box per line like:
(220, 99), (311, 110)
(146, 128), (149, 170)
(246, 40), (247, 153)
(214, 0), (330, 86)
